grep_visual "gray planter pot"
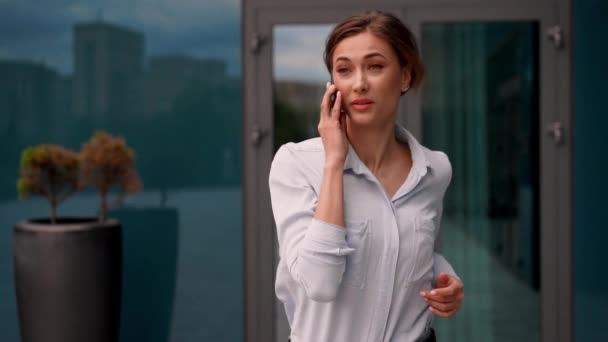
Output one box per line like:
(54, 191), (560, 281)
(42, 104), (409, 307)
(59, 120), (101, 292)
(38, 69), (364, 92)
(13, 217), (122, 342)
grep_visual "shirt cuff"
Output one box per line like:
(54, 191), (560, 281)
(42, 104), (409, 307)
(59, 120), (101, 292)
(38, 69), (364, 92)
(433, 252), (460, 281)
(306, 218), (355, 256)
(307, 218), (346, 240)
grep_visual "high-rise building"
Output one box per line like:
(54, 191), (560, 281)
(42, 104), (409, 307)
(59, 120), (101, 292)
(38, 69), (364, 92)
(72, 21), (144, 118)
(144, 56), (226, 115)
(0, 60), (59, 143)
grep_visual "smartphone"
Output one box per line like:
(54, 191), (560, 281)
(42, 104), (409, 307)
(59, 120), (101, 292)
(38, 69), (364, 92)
(329, 78), (337, 107)
(329, 78), (345, 113)
(330, 92), (337, 107)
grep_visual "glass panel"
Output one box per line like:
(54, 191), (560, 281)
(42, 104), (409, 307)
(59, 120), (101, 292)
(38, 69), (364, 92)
(421, 22), (539, 341)
(574, 1), (608, 341)
(272, 23), (334, 341)
(273, 25), (335, 151)
(0, 1), (242, 341)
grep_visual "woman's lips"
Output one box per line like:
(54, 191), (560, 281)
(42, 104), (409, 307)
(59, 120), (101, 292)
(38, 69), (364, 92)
(352, 103), (372, 111)
(350, 99), (373, 111)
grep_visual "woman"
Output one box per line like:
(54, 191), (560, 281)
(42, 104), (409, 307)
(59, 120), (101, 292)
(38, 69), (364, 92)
(269, 11), (464, 342)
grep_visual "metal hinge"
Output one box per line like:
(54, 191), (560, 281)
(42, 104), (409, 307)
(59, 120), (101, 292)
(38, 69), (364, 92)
(250, 33), (267, 54)
(250, 123), (268, 147)
(546, 25), (564, 49)
(546, 121), (565, 145)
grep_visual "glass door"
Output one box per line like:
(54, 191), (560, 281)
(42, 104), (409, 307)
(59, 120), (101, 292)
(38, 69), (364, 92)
(244, 3), (571, 342)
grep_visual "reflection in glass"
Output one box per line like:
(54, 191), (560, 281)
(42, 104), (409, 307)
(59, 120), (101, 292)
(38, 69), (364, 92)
(0, 2), (242, 341)
(273, 25), (334, 151)
(574, 2), (608, 341)
(422, 22), (539, 341)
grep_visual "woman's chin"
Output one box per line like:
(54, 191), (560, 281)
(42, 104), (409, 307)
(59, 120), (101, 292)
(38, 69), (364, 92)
(346, 112), (381, 127)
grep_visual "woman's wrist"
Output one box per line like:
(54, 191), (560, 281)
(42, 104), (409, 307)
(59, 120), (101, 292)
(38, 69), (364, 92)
(324, 158), (346, 171)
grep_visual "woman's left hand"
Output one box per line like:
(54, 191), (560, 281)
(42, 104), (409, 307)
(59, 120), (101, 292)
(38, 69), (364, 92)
(419, 273), (464, 318)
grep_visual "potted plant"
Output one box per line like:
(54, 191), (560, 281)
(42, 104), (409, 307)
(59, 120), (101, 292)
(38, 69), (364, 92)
(80, 131), (142, 222)
(13, 131), (141, 342)
(16, 144), (81, 223)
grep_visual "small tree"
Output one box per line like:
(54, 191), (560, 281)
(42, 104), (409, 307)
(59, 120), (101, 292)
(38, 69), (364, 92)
(80, 131), (142, 222)
(17, 145), (81, 224)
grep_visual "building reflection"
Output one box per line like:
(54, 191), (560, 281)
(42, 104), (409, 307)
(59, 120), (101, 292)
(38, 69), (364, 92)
(73, 21), (144, 119)
(0, 16), (243, 342)
(0, 18), (241, 200)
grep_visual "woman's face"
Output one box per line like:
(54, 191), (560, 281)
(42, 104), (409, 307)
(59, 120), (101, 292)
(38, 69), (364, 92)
(331, 31), (410, 128)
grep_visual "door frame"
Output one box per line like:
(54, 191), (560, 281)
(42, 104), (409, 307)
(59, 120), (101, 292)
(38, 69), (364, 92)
(242, 1), (572, 341)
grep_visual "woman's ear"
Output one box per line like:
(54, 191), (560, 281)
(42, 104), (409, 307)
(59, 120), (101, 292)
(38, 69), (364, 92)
(401, 66), (412, 92)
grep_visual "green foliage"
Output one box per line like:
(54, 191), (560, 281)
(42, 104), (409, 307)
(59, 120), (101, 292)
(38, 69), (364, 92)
(17, 144), (81, 223)
(80, 130), (142, 222)
(16, 131), (143, 223)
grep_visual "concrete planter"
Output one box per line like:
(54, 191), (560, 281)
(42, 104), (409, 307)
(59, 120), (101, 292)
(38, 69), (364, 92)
(13, 217), (122, 342)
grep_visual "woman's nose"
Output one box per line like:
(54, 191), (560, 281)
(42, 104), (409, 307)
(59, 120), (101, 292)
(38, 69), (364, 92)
(352, 71), (369, 93)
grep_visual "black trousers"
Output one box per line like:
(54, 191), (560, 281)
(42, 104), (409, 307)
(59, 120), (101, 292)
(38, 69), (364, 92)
(287, 328), (436, 342)
(420, 328), (437, 342)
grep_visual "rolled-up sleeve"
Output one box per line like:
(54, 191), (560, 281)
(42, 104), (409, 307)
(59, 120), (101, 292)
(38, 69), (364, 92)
(269, 145), (355, 302)
(433, 253), (459, 281)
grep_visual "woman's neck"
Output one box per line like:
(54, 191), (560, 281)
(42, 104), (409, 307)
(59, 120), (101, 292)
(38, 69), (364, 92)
(346, 120), (400, 175)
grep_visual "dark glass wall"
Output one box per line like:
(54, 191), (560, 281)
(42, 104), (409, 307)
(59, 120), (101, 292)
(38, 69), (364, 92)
(0, 1), (242, 341)
(574, 0), (608, 341)
(422, 22), (540, 341)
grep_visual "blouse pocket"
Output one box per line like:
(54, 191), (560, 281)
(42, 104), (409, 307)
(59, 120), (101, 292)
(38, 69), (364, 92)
(408, 215), (437, 284)
(341, 219), (371, 289)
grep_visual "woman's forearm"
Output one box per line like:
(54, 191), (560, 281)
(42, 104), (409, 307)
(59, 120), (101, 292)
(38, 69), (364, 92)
(314, 162), (345, 228)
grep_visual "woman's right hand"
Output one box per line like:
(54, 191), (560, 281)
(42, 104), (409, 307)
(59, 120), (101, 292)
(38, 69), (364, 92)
(318, 82), (349, 168)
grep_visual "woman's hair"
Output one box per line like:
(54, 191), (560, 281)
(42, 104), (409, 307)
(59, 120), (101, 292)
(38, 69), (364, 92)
(323, 10), (425, 89)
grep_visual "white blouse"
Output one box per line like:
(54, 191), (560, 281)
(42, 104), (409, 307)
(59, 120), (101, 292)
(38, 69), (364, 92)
(270, 125), (457, 342)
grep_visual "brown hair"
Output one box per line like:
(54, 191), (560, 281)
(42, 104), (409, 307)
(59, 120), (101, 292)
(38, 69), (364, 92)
(323, 11), (425, 90)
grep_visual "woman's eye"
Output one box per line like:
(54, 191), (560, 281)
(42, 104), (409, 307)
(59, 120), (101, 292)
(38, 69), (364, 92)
(370, 64), (384, 70)
(337, 68), (350, 74)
